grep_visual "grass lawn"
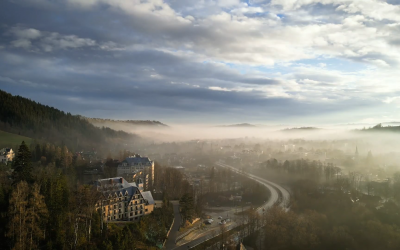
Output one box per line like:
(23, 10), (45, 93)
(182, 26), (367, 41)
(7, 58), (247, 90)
(0, 130), (32, 148)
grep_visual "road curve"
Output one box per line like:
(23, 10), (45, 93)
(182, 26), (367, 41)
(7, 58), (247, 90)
(215, 161), (290, 211)
(168, 161), (290, 250)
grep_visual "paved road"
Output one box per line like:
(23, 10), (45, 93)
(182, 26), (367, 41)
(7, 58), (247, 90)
(164, 201), (181, 249)
(166, 162), (290, 250)
(216, 162), (290, 211)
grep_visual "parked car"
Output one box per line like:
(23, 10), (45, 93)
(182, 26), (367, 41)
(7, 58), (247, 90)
(204, 220), (211, 225)
(219, 221), (226, 225)
(218, 216), (222, 219)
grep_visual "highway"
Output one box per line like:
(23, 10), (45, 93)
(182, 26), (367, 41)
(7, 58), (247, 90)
(216, 161), (290, 211)
(167, 161), (290, 250)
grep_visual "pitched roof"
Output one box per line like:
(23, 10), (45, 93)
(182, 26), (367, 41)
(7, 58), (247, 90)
(141, 191), (155, 205)
(123, 154), (152, 165)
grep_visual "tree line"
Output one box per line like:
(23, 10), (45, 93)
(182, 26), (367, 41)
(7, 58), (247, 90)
(0, 89), (139, 152)
(0, 141), (175, 249)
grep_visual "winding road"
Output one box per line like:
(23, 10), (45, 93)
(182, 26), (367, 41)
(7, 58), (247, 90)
(216, 161), (290, 212)
(166, 161), (290, 249)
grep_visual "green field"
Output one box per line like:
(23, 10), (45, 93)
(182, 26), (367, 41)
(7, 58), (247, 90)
(0, 130), (32, 148)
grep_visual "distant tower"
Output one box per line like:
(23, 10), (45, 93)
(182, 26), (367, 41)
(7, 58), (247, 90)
(355, 146), (359, 158)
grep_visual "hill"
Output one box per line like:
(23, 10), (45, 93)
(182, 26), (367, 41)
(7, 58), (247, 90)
(218, 123), (256, 128)
(281, 127), (320, 132)
(83, 117), (168, 128)
(0, 90), (139, 151)
(0, 130), (33, 148)
(359, 123), (400, 133)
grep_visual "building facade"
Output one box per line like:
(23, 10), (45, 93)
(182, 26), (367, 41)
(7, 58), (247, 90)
(95, 177), (155, 222)
(0, 148), (14, 164)
(117, 154), (155, 191)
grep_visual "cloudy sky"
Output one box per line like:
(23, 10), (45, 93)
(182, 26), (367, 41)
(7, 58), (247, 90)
(1, 0), (400, 125)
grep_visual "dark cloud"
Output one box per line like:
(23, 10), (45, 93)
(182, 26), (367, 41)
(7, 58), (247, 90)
(0, 0), (395, 124)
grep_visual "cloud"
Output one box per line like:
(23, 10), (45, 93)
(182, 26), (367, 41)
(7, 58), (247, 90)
(6, 26), (97, 52)
(1, 0), (400, 123)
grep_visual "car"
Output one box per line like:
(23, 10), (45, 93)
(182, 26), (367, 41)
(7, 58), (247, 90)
(219, 221), (226, 225)
(204, 220), (211, 225)
(218, 216), (222, 219)
(225, 219), (231, 222)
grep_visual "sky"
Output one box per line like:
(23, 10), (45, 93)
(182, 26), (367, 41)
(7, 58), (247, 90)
(1, 0), (400, 125)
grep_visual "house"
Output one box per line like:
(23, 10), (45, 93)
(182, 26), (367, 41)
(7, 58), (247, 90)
(0, 148), (14, 164)
(117, 154), (155, 191)
(95, 177), (155, 222)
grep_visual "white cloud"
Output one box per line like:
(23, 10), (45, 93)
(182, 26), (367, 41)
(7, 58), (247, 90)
(217, 0), (241, 7)
(209, 86), (231, 91)
(7, 26), (97, 52)
(10, 27), (41, 39)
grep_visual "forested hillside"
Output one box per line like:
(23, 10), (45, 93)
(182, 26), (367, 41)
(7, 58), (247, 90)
(0, 90), (138, 151)
(360, 123), (400, 132)
(84, 117), (168, 127)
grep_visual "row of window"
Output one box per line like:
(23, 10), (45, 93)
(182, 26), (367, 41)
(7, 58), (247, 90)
(104, 208), (149, 220)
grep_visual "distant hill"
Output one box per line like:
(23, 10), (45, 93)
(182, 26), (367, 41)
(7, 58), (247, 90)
(218, 123), (256, 128)
(83, 117), (168, 128)
(0, 90), (139, 151)
(358, 123), (400, 133)
(282, 127), (320, 132)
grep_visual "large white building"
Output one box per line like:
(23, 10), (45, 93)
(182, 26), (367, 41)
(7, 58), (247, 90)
(117, 154), (155, 191)
(95, 177), (155, 222)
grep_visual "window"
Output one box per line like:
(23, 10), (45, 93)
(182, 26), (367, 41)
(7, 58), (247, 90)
(130, 212), (133, 216)
(135, 211), (138, 215)
(145, 209), (148, 212)
(140, 211), (142, 214)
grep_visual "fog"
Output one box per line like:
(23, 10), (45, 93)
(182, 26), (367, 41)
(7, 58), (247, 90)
(90, 120), (400, 157)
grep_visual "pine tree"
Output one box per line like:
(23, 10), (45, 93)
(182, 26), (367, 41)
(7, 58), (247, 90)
(179, 193), (195, 223)
(12, 142), (33, 185)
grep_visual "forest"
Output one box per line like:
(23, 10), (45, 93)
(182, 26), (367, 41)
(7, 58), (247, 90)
(0, 141), (183, 250)
(0, 90), (139, 152)
(238, 158), (400, 250)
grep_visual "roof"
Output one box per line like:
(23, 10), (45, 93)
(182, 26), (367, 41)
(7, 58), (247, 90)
(141, 191), (155, 205)
(123, 154), (152, 165)
(95, 177), (140, 199)
(0, 148), (12, 155)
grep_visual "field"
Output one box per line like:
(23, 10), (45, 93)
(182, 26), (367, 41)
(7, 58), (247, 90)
(0, 130), (32, 148)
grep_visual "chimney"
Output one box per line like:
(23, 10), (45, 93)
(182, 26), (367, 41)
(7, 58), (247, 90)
(110, 179), (113, 184)
(120, 177), (123, 183)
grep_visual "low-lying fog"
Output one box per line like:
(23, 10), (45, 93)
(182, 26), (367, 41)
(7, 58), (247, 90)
(90, 120), (400, 157)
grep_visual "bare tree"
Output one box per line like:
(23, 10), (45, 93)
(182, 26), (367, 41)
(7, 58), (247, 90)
(8, 181), (29, 250)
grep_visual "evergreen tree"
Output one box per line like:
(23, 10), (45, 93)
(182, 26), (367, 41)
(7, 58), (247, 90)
(12, 141), (33, 185)
(179, 193), (195, 223)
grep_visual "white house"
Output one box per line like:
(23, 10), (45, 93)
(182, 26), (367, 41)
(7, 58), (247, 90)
(0, 148), (14, 164)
